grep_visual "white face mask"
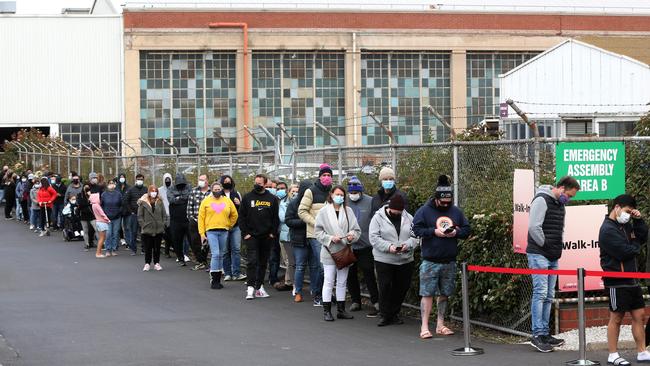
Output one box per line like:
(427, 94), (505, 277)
(136, 180), (144, 186)
(119, 177), (125, 184)
(149, 192), (158, 198)
(617, 209), (631, 224)
(349, 193), (361, 202)
(198, 180), (206, 188)
(69, 199), (77, 205)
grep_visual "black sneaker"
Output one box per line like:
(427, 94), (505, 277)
(530, 336), (554, 353)
(366, 307), (379, 318)
(542, 335), (565, 347)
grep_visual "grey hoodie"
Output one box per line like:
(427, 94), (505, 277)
(369, 205), (419, 265)
(158, 172), (173, 216)
(527, 185), (555, 248)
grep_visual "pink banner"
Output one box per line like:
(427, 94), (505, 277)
(558, 205), (608, 292)
(513, 169), (534, 253)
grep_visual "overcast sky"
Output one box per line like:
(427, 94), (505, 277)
(14, 0), (650, 14)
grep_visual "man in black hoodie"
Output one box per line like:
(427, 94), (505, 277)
(123, 173), (148, 255)
(239, 174), (279, 300)
(599, 194), (649, 365)
(167, 173), (192, 266)
(220, 175), (245, 281)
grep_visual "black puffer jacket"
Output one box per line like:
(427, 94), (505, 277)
(371, 186), (409, 214)
(122, 183), (148, 215)
(77, 190), (94, 221)
(285, 180), (311, 247)
(167, 173), (192, 224)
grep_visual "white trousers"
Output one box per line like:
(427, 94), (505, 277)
(322, 264), (349, 302)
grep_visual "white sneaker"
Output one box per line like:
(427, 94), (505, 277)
(29, 224), (34, 230)
(39, 230), (46, 237)
(223, 275), (232, 281)
(154, 263), (162, 271)
(143, 264), (150, 272)
(246, 286), (255, 300)
(292, 286), (297, 296)
(184, 255), (191, 263)
(234, 274), (247, 281)
(120, 239), (127, 246)
(256, 285), (270, 298)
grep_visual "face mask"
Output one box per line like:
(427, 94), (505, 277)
(107, 185), (116, 191)
(212, 191), (221, 198)
(34, 184), (41, 189)
(333, 195), (345, 205)
(21, 178), (26, 182)
(136, 180), (144, 187)
(90, 178), (98, 184)
(69, 199), (77, 205)
(436, 200), (451, 211)
(382, 180), (395, 190)
(276, 189), (287, 199)
(149, 192), (158, 198)
(51, 178), (56, 184)
(349, 193), (361, 202)
(165, 180), (171, 187)
(72, 179), (79, 184)
(558, 193), (570, 205)
(320, 175), (332, 187)
(387, 209), (402, 219)
(222, 182), (233, 190)
(254, 184), (265, 192)
(119, 177), (125, 184)
(267, 188), (277, 195)
(198, 180), (206, 188)
(617, 209), (631, 224)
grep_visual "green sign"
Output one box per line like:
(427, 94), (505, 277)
(555, 141), (625, 200)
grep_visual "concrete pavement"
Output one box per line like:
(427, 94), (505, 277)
(0, 219), (611, 366)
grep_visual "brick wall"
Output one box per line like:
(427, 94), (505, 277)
(560, 304), (650, 332)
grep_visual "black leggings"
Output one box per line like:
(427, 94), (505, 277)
(245, 235), (272, 289)
(142, 234), (162, 265)
(4, 198), (15, 218)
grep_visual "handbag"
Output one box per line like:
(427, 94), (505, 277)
(324, 243), (357, 270)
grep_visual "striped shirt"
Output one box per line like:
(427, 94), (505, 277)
(186, 187), (211, 221)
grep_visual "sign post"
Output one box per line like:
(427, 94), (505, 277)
(555, 141), (625, 200)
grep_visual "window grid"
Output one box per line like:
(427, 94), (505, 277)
(466, 52), (539, 126)
(59, 123), (121, 152)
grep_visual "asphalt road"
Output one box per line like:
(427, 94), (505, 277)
(0, 219), (611, 366)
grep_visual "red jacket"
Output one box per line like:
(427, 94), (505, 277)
(37, 186), (58, 208)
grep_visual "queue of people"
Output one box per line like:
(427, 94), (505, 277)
(1, 163), (474, 337)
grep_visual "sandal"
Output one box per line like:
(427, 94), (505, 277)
(419, 330), (433, 339)
(608, 357), (631, 365)
(436, 326), (455, 336)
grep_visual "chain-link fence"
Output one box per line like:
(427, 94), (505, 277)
(6, 136), (650, 336)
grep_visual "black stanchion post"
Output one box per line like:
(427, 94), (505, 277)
(566, 268), (600, 366)
(451, 262), (484, 356)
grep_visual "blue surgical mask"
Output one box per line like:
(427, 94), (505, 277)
(276, 189), (287, 199)
(382, 180), (395, 190)
(558, 193), (570, 205)
(267, 188), (277, 195)
(333, 195), (345, 205)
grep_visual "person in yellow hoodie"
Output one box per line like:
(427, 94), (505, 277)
(199, 181), (238, 289)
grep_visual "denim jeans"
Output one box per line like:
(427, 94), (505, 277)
(308, 238), (324, 297)
(15, 198), (23, 220)
(106, 217), (122, 252)
(527, 253), (558, 337)
(52, 202), (64, 229)
(223, 225), (242, 277)
(207, 230), (229, 273)
(124, 213), (140, 253)
(30, 208), (41, 229)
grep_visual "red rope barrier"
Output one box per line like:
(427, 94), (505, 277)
(468, 265), (650, 279)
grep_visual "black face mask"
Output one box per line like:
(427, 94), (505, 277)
(435, 201), (451, 211)
(212, 191), (222, 198)
(254, 184), (265, 193)
(222, 182), (233, 190)
(72, 179), (79, 184)
(165, 180), (171, 187)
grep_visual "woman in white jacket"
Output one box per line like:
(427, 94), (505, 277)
(369, 194), (419, 327)
(314, 185), (361, 322)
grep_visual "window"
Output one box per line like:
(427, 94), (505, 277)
(565, 119), (593, 136)
(599, 121), (636, 137)
(59, 123), (121, 152)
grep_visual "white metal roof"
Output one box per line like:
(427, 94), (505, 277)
(499, 39), (650, 119)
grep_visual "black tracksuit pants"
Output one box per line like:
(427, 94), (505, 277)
(245, 235), (272, 289)
(375, 261), (414, 320)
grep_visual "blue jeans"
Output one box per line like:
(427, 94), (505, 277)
(106, 217), (122, 252)
(30, 208), (41, 229)
(293, 245), (310, 296)
(223, 226), (242, 277)
(124, 213), (140, 253)
(52, 202), (64, 229)
(15, 198), (22, 220)
(528, 253), (558, 337)
(308, 238), (324, 297)
(207, 230), (229, 273)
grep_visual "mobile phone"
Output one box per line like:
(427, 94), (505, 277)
(394, 245), (402, 252)
(443, 227), (455, 234)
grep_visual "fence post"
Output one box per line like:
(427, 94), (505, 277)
(451, 262), (484, 356)
(565, 268), (600, 366)
(391, 145), (397, 179)
(453, 143), (459, 207)
(315, 121), (343, 185)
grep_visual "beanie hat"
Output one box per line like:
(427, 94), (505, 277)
(388, 194), (405, 211)
(89, 172), (98, 180)
(348, 176), (363, 193)
(379, 167), (395, 181)
(435, 175), (453, 199)
(319, 163), (333, 177)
